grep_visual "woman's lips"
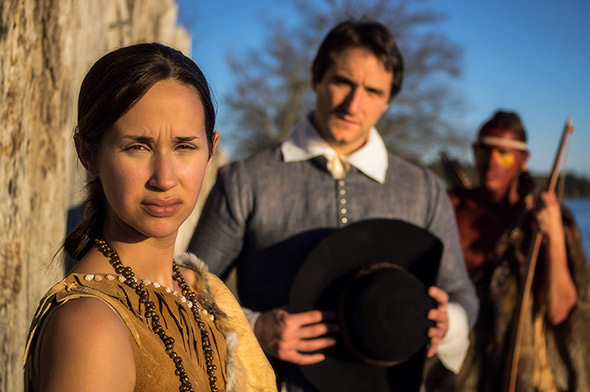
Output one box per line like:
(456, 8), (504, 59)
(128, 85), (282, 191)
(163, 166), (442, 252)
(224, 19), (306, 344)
(142, 200), (182, 217)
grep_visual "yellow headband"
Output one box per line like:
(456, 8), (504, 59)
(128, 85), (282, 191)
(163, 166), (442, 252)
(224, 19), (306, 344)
(477, 136), (528, 151)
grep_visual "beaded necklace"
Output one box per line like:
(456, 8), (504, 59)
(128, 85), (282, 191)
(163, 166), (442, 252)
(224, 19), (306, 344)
(94, 238), (219, 392)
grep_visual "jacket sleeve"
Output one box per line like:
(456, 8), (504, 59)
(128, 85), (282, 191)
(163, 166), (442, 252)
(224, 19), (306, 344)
(422, 168), (479, 327)
(421, 169), (479, 373)
(188, 163), (250, 279)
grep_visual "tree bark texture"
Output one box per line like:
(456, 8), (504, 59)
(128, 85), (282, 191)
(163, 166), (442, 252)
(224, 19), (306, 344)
(0, 1), (191, 390)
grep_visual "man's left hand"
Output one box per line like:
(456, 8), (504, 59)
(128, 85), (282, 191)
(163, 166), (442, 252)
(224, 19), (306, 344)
(426, 286), (449, 358)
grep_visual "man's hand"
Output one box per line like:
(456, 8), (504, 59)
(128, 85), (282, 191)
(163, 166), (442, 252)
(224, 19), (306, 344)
(253, 308), (338, 365)
(535, 191), (564, 239)
(426, 286), (449, 358)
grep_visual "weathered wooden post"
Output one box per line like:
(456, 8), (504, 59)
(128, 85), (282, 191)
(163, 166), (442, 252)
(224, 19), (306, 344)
(0, 1), (191, 389)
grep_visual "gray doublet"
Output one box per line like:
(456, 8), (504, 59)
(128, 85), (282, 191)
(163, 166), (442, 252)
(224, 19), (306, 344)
(189, 145), (477, 321)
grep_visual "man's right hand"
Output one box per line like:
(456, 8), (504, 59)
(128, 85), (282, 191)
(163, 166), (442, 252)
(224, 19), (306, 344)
(253, 308), (338, 365)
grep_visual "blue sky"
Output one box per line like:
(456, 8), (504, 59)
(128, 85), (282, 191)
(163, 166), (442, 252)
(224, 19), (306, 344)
(178, 0), (589, 176)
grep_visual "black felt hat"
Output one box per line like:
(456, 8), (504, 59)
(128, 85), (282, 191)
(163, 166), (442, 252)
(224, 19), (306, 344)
(288, 219), (443, 392)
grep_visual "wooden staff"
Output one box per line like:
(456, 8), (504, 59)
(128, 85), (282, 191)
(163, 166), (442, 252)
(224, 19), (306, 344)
(503, 117), (574, 392)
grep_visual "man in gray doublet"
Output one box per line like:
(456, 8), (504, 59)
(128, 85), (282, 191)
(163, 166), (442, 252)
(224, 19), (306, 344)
(189, 20), (478, 391)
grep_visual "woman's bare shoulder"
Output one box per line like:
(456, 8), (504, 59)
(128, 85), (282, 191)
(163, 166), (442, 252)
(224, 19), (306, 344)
(37, 297), (136, 391)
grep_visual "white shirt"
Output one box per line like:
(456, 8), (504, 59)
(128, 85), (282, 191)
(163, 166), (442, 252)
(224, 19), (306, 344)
(281, 113), (389, 183)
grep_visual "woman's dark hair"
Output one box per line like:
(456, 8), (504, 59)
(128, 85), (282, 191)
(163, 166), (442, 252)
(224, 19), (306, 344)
(65, 43), (216, 261)
(311, 20), (404, 101)
(477, 110), (535, 197)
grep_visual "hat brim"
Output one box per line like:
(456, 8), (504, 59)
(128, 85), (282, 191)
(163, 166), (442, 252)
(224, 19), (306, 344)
(288, 219), (443, 392)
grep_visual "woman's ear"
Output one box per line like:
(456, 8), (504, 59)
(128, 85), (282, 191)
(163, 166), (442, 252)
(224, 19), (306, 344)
(205, 132), (219, 172)
(210, 132), (220, 157)
(206, 132), (221, 172)
(74, 134), (98, 175)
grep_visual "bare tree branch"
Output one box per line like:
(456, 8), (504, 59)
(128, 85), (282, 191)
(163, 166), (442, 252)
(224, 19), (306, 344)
(224, 0), (468, 162)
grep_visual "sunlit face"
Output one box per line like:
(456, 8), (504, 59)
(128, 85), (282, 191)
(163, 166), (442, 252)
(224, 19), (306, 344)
(474, 128), (528, 197)
(312, 46), (393, 156)
(96, 80), (218, 242)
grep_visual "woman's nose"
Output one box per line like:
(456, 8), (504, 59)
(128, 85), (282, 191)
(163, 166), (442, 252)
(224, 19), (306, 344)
(148, 153), (179, 191)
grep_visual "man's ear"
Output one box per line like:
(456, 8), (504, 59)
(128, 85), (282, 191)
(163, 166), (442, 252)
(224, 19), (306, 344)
(74, 134), (98, 175)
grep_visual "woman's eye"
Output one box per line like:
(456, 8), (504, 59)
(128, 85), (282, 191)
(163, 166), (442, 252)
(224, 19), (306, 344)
(177, 144), (197, 150)
(128, 144), (148, 151)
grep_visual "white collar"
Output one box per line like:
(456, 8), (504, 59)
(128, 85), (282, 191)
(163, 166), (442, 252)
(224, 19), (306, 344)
(280, 113), (389, 183)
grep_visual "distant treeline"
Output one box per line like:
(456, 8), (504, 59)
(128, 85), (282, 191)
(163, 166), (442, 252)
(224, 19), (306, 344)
(428, 158), (590, 199)
(548, 172), (590, 199)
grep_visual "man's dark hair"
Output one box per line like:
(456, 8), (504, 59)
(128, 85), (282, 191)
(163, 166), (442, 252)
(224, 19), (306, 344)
(477, 110), (527, 142)
(311, 20), (404, 101)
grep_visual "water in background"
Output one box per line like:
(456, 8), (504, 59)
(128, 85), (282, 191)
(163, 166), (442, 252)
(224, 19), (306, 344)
(564, 199), (590, 260)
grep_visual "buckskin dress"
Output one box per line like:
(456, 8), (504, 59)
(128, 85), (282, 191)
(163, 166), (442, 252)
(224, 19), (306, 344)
(24, 253), (277, 392)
